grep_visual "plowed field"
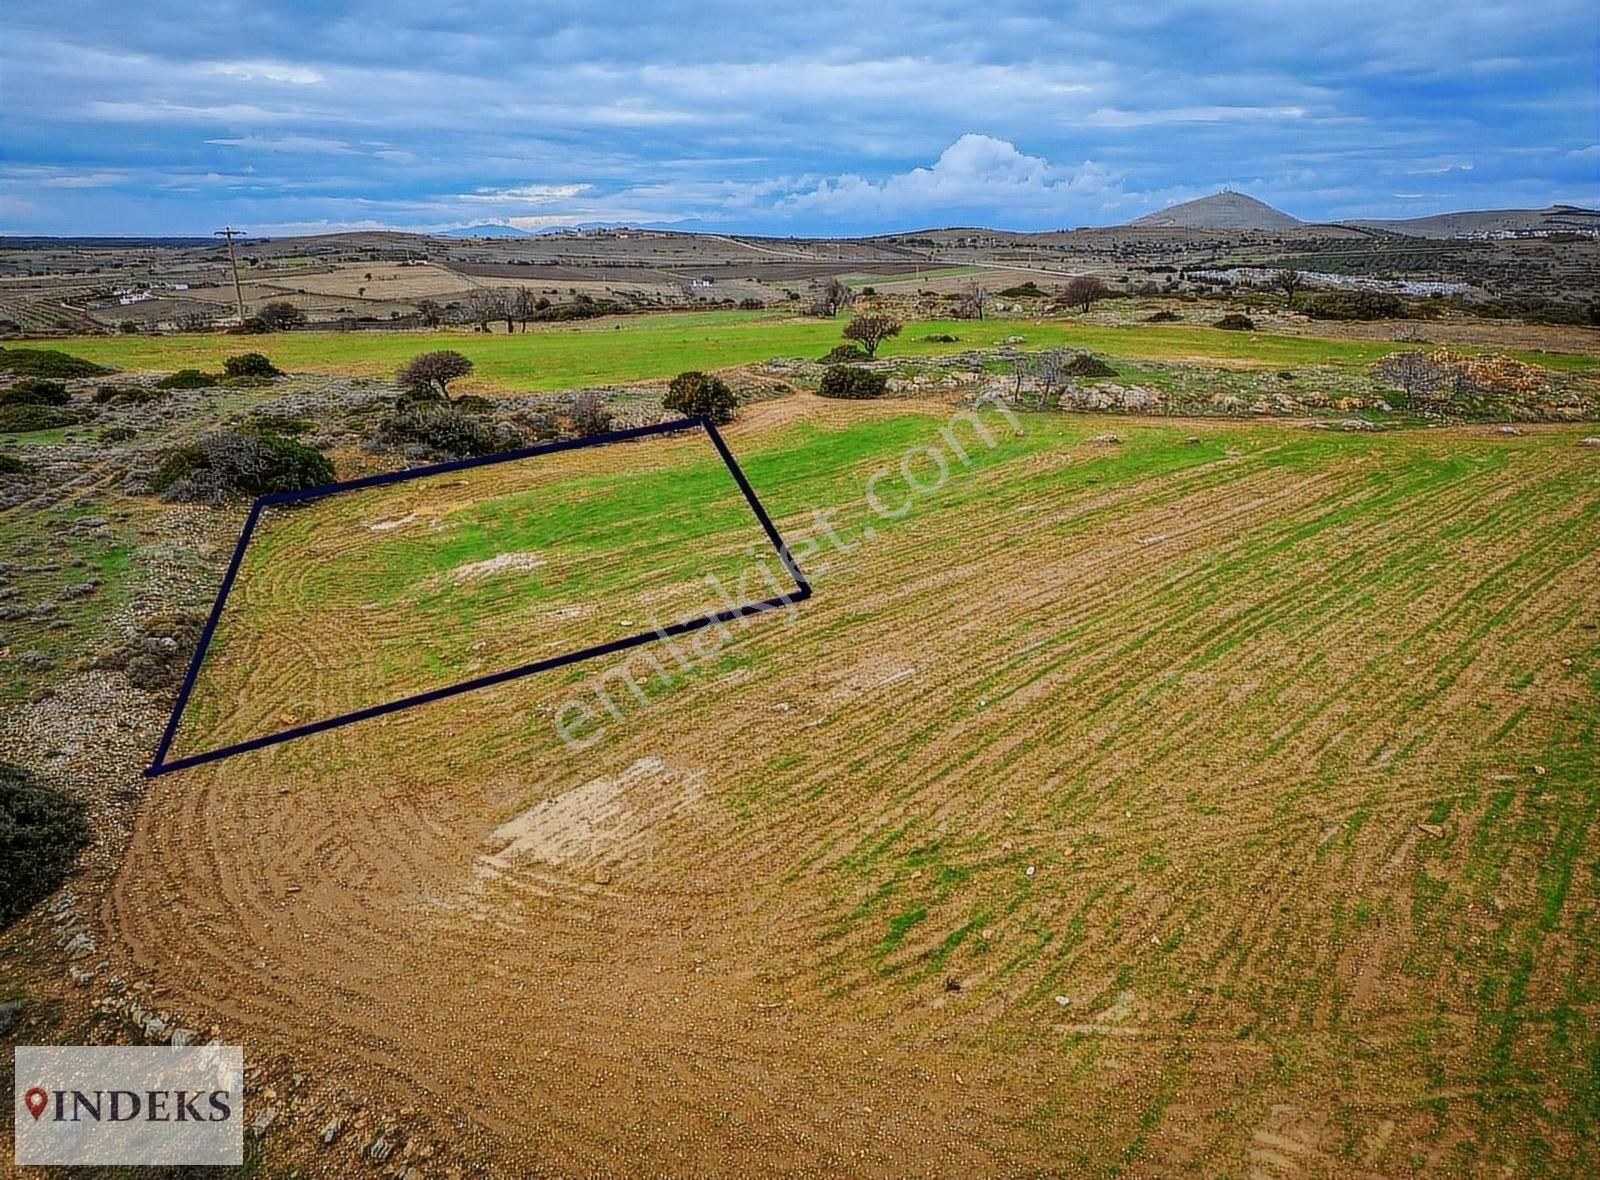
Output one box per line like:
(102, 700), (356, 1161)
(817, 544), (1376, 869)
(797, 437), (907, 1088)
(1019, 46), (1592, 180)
(106, 399), (1600, 1176)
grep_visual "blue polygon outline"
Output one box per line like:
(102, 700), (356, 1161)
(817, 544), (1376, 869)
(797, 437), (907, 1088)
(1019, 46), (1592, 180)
(145, 416), (812, 776)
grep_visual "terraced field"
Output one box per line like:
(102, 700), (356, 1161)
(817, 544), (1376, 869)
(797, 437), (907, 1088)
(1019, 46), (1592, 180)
(107, 399), (1599, 1176)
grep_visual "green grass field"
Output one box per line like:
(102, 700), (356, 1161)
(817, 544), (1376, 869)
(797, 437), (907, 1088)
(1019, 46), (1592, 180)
(50, 310), (1600, 393)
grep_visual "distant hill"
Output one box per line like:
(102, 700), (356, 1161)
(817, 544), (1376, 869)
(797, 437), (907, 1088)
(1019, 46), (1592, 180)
(437, 223), (533, 239)
(1128, 191), (1302, 231)
(1340, 204), (1600, 239)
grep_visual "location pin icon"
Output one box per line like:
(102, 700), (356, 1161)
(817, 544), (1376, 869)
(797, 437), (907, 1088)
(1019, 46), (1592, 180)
(24, 1087), (48, 1120)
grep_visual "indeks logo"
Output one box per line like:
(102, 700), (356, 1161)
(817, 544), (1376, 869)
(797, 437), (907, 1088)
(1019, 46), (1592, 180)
(15, 1045), (244, 1166)
(21, 1083), (234, 1123)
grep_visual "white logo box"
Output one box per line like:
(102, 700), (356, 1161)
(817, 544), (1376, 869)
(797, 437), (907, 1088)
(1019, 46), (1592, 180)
(15, 1045), (244, 1166)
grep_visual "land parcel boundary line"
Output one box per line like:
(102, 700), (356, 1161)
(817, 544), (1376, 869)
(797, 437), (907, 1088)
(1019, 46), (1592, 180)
(147, 416), (812, 776)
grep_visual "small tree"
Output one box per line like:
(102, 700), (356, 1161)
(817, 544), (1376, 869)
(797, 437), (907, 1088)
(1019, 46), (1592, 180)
(954, 279), (989, 321)
(464, 288), (498, 332)
(415, 298), (444, 328)
(569, 390), (613, 437)
(1063, 276), (1109, 313)
(257, 301), (307, 332)
(841, 314), (902, 358)
(808, 277), (852, 318)
(397, 350), (474, 398)
(512, 287), (539, 332)
(663, 371), (737, 424)
(1276, 268), (1305, 307)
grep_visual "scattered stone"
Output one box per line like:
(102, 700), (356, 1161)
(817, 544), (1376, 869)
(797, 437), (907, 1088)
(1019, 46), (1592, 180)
(68, 966), (96, 987)
(1497, 425), (1522, 436)
(944, 976), (962, 992)
(1417, 822), (1445, 839)
(63, 931), (94, 959)
(0, 1000), (23, 1035)
(59, 580), (99, 600)
(1580, 437), (1600, 448)
(1054, 995), (1071, 1008)
(1088, 433), (1121, 446)
(250, 1105), (280, 1136)
(320, 1117), (344, 1146)
(18, 650), (54, 672)
(369, 1135), (397, 1163)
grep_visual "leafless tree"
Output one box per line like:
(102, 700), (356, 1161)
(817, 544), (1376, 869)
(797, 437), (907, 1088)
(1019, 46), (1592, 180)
(808, 277), (852, 318)
(1063, 276), (1109, 313)
(463, 288), (499, 333)
(415, 299), (443, 328)
(512, 287), (539, 331)
(953, 279), (989, 321)
(1276, 268), (1305, 308)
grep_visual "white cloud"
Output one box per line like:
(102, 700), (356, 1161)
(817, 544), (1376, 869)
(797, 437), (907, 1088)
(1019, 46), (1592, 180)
(782, 135), (1122, 218)
(207, 135), (353, 154)
(462, 183), (592, 204)
(203, 60), (325, 86)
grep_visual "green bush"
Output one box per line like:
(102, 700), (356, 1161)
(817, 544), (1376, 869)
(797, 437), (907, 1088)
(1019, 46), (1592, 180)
(922, 333), (959, 343)
(154, 369), (219, 390)
(242, 413), (312, 437)
(818, 344), (870, 365)
(223, 352), (282, 378)
(93, 384), (161, 405)
(152, 431), (334, 502)
(376, 403), (517, 458)
(1, 379), (70, 406)
(999, 281), (1045, 297)
(0, 404), (76, 432)
(1145, 309), (1181, 323)
(0, 347), (112, 378)
(1, 763), (90, 930)
(1301, 290), (1406, 321)
(662, 371), (737, 424)
(818, 366), (888, 400)
(1214, 313), (1256, 331)
(0, 452), (26, 475)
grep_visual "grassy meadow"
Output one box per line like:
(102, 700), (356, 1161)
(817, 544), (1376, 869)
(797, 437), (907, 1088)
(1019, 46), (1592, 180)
(49, 310), (1600, 393)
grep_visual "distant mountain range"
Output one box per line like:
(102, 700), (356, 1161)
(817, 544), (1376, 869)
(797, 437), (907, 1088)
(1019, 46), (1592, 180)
(1123, 191), (1600, 238)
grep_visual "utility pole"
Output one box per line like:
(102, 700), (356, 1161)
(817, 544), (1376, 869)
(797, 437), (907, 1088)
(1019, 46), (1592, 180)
(215, 227), (247, 323)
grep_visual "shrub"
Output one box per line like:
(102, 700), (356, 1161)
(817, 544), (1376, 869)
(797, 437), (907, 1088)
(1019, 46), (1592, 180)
(93, 384), (161, 405)
(152, 431), (334, 502)
(1145, 310), (1181, 323)
(93, 611), (206, 692)
(818, 366), (888, 400)
(0, 347), (112, 378)
(257, 301), (308, 331)
(0, 404), (75, 432)
(1061, 353), (1116, 378)
(1214, 313), (1255, 331)
(119, 319), (140, 334)
(242, 413), (312, 437)
(662, 371), (736, 424)
(818, 344), (869, 365)
(398, 350), (474, 398)
(999, 281), (1045, 298)
(0, 452), (25, 475)
(1, 762), (90, 930)
(1302, 291), (1406, 321)
(375, 403), (517, 458)
(569, 390), (614, 437)
(922, 333), (959, 343)
(154, 368), (219, 390)
(223, 352), (282, 378)
(738, 297), (764, 310)
(1, 378), (70, 406)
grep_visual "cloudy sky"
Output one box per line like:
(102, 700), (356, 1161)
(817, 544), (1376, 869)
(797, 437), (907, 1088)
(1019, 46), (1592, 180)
(2, 1), (1596, 237)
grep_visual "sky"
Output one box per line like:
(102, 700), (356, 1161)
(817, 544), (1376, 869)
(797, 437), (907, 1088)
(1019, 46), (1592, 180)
(1, 1), (1596, 238)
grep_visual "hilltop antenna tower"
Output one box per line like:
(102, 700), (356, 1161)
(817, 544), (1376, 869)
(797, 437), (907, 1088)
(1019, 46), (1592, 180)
(215, 226), (247, 322)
